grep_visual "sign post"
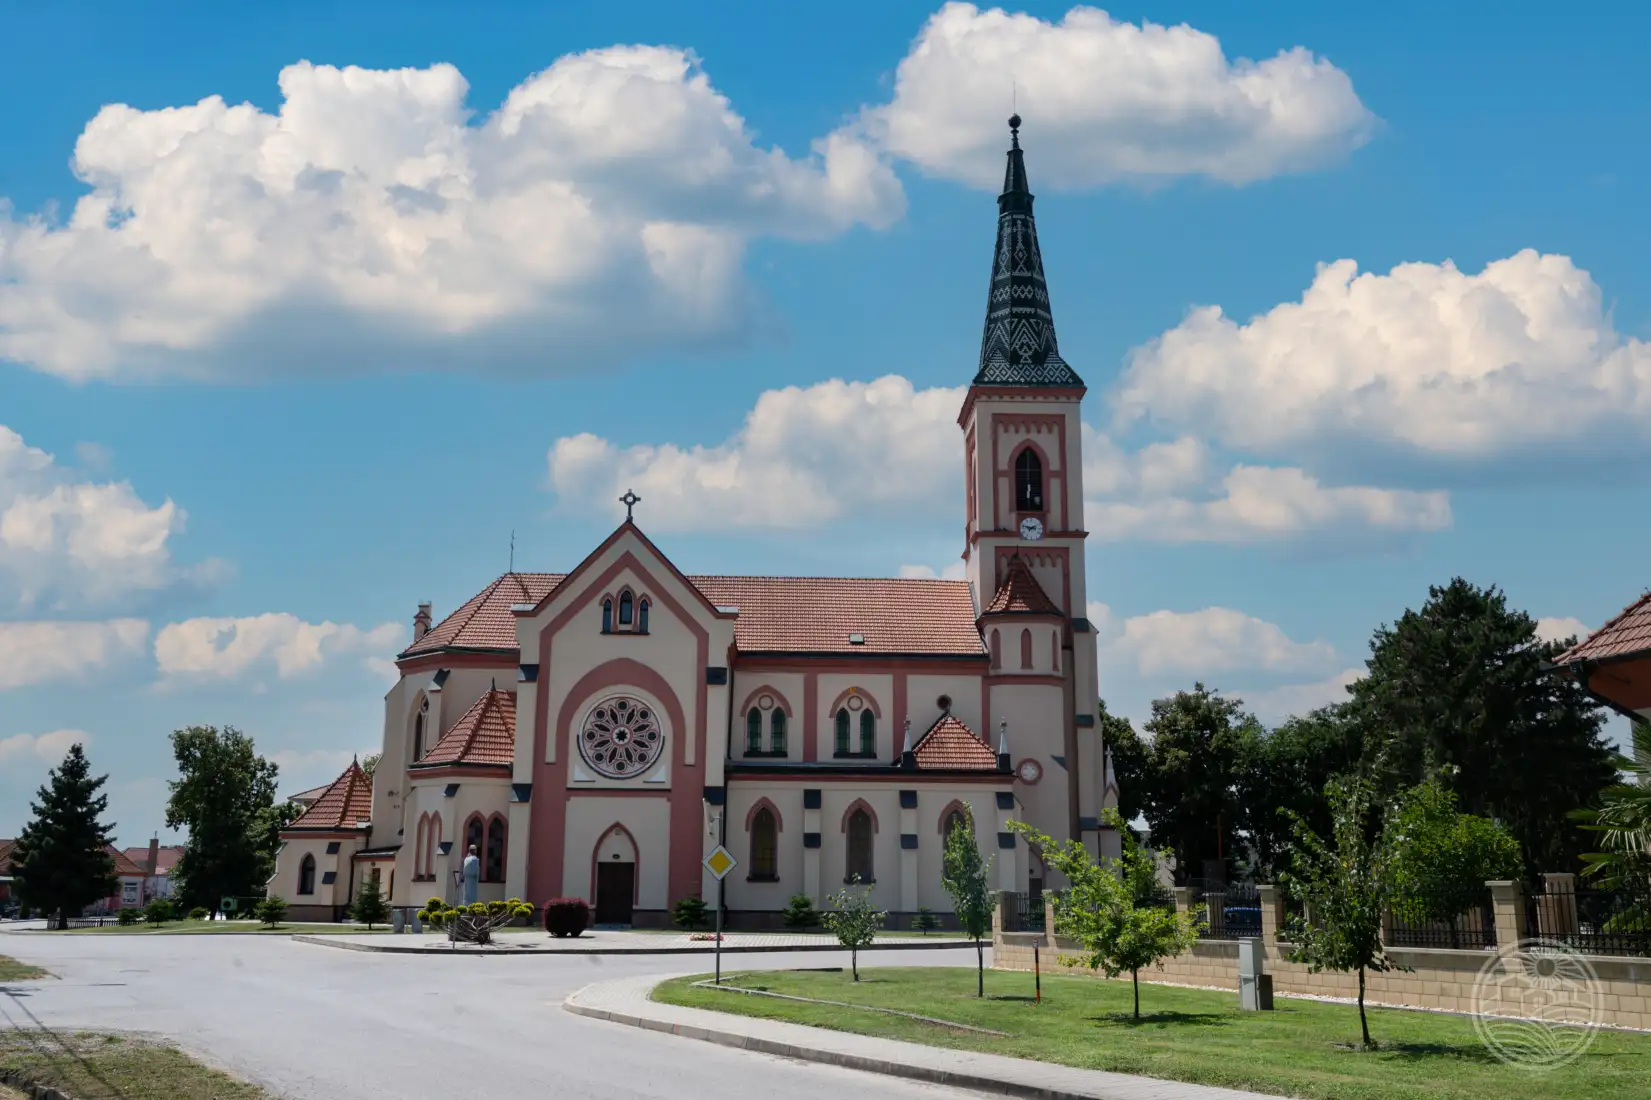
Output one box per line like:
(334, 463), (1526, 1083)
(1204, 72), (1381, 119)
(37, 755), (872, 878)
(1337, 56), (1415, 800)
(703, 845), (738, 985)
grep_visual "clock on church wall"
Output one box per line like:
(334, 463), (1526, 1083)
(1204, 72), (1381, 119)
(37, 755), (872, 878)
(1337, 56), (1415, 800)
(1017, 758), (1043, 784)
(1018, 516), (1044, 541)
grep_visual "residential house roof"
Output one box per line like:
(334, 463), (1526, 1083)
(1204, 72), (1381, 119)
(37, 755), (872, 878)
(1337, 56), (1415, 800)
(1554, 592), (1651, 665)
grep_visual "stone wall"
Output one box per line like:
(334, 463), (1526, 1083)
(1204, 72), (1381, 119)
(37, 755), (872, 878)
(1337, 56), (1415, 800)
(991, 886), (1651, 1030)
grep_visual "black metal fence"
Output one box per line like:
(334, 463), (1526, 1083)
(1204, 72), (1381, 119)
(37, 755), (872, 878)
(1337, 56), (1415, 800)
(1526, 875), (1651, 958)
(1386, 887), (1498, 949)
(1192, 881), (1262, 940)
(1002, 890), (1046, 933)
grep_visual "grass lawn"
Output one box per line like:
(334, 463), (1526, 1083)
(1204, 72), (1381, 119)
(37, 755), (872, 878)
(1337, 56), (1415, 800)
(0, 1031), (275, 1100)
(653, 966), (1651, 1100)
(62, 920), (392, 935)
(0, 956), (48, 981)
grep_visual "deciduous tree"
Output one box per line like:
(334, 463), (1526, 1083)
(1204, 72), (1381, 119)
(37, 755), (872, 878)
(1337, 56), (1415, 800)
(165, 726), (279, 914)
(1139, 687), (1261, 884)
(1240, 705), (1366, 879)
(940, 812), (995, 997)
(822, 878), (883, 981)
(1387, 775), (1522, 947)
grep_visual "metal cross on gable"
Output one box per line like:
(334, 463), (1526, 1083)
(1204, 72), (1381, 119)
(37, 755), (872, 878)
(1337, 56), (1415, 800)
(619, 489), (641, 522)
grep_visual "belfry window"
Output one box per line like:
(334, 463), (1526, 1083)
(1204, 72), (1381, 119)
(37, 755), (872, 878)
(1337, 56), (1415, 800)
(618, 591), (634, 626)
(770, 710), (787, 754)
(1015, 449), (1044, 511)
(413, 696), (429, 762)
(747, 708), (763, 754)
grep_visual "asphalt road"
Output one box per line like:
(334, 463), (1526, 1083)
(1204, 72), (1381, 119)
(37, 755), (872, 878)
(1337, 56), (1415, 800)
(0, 926), (991, 1100)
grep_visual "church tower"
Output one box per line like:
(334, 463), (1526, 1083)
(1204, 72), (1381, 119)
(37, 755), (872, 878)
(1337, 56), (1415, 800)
(961, 116), (1112, 855)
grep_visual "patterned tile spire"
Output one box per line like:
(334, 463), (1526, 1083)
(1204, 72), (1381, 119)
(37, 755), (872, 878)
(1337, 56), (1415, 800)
(974, 115), (1084, 388)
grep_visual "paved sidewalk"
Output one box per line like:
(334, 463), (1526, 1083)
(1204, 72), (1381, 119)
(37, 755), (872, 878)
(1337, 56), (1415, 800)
(564, 974), (1279, 1100)
(297, 929), (973, 955)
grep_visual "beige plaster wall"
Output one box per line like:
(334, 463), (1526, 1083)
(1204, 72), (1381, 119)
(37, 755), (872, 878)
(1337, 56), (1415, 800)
(562, 796), (672, 909)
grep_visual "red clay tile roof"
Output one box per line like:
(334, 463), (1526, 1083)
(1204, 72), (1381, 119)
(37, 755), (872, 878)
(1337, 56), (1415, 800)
(913, 714), (1000, 771)
(416, 688), (515, 769)
(105, 845), (149, 877)
(982, 555), (1060, 616)
(0, 838), (15, 872)
(401, 571), (987, 658)
(284, 761), (373, 832)
(120, 846), (184, 875)
(1555, 592), (1651, 665)
(287, 782), (333, 806)
(401, 573), (562, 656)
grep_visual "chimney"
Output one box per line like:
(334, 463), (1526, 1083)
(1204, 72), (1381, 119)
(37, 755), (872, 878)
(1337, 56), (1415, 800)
(413, 602), (433, 641)
(146, 835), (160, 876)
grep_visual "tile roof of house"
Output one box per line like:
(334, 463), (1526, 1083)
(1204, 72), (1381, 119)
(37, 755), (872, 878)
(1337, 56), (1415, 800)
(0, 838), (14, 872)
(106, 845), (149, 877)
(982, 555), (1060, 616)
(913, 714), (1001, 771)
(287, 783), (333, 807)
(284, 760), (373, 832)
(415, 688), (516, 769)
(402, 570), (987, 658)
(120, 846), (184, 875)
(1554, 592), (1651, 665)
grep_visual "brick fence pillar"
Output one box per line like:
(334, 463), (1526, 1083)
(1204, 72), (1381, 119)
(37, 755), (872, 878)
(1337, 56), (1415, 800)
(1540, 872), (1580, 938)
(1043, 896), (1058, 948)
(993, 893), (1013, 938)
(1257, 884), (1285, 945)
(1488, 880), (1526, 947)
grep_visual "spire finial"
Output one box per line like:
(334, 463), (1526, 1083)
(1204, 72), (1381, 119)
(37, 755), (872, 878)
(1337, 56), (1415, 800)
(1008, 112), (1021, 146)
(620, 489), (641, 522)
(509, 529), (515, 573)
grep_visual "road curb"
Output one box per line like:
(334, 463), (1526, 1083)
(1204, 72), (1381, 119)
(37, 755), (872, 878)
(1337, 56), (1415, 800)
(561, 983), (1101, 1100)
(291, 934), (974, 957)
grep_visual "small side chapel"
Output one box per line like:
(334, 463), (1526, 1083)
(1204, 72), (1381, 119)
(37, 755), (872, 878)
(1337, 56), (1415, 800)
(270, 118), (1122, 926)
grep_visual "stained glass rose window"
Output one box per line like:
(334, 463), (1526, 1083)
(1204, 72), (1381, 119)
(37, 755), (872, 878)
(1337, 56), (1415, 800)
(579, 696), (664, 779)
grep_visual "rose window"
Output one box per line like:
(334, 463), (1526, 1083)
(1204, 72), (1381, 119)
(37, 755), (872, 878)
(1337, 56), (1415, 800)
(579, 696), (664, 779)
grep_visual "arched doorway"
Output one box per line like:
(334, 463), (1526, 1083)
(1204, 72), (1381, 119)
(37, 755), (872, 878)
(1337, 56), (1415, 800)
(592, 824), (638, 926)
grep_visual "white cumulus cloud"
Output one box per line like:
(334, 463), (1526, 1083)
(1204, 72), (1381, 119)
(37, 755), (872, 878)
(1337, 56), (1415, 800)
(1239, 668), (1365, 724)
(899, 562), (968, 581)
(861, 3), (1374, 189)
(1082, 428), (1451, 543)
(549, 375), (965, 530)
(0, 426), (211, 611)
(0, 728), (91, 765)
(0, 50), (903, 381)
(1118, 250), (1651, 468)
(154, 613), (403, 683)
(1535, 616), (1591, 646)
(1089, 601), (1338, 678)
(0, 619), (150, 689)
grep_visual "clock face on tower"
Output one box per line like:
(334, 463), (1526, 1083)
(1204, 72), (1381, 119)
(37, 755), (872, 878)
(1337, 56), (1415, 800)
(1019, 516), (1045, 541)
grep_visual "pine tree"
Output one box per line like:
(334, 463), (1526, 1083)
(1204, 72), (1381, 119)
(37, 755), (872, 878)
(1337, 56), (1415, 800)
(350, 873), (390, 930)
(11, 743), (118, 929)
(781, 893), (820, 930)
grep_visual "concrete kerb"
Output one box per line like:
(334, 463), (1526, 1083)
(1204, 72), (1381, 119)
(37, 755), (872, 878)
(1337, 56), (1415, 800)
(563, 994), (1089, 1100)
(292, 934), (976, 956)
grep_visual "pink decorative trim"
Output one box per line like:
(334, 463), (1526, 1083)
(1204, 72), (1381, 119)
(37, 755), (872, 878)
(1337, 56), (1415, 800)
(826, 686), (882, 719)
(840, 797), (880, 834)
(936, 798), (975, 834)
(803, 674), (819, 762)
(744, 796), (784, 833)
(589, 821), (641, 906)
(737, 684), (794, 717)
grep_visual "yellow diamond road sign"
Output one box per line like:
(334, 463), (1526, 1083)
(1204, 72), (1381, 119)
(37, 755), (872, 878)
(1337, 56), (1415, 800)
(704, 845), (737, 881)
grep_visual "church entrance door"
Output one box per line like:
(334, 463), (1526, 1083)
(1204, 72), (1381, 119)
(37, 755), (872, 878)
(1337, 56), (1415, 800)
(595, 862), (635, 925)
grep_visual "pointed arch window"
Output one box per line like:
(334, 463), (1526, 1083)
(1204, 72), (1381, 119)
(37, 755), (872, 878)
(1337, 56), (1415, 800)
(990, 629), (1002, 669)
(834, 709), (851, 756)
(465, 815), (484, 864)
(298, 853), (316, 895)
(413, 696), (429, 762)
(846, 808), (874, 884)
(746, 708), (763, 754)
(859, 710), (876, 756)
(601, 598), (613, 633)
(750, 807), (778, 881)
(769, 709), (787, 754)
(638, 598), (650, 633)
(1015, 448), (1044, 511)
(1020, 628), (1034, 670)
(618, 591), (634, 626)
(485, 816), (506, 883)
(945, 807), (970, 841)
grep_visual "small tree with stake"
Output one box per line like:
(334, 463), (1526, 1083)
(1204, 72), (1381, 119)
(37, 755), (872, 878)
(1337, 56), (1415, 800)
(822, 877), (883, 981)
(1281, 775), (1406, 1050)
(1012, 811), (1197, 1020)
(940, 813), (995, 997)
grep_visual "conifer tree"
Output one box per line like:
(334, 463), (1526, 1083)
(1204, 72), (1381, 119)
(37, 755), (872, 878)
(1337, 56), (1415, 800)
(12, 743), (118, 929)
(350, 873), (390, 930)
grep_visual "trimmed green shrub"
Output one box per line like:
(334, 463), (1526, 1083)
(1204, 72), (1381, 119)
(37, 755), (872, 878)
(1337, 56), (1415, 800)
(672, 894), (710, 929)
(144, 899), (174, 927)
(116, 907), (140, 926)
(188, 906), (209, 921)
(254, 895), (287, 928)
(543, 897), (590, 938)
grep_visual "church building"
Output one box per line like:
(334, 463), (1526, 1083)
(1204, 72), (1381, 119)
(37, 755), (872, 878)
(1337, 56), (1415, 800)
(270, 118), (1121, 926)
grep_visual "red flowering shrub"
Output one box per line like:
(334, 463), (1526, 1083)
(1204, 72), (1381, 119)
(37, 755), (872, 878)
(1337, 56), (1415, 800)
(543, 897), (590, 938)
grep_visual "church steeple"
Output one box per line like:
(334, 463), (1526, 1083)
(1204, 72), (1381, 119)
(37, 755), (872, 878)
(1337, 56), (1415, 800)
(974, 115), (1083, 388)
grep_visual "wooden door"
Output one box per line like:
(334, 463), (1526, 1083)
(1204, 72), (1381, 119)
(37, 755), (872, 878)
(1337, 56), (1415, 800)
(595, 862), (635, 925)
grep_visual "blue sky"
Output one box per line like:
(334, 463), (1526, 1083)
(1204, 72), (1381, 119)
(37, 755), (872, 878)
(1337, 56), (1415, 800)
(3, 1), (1648, 845)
